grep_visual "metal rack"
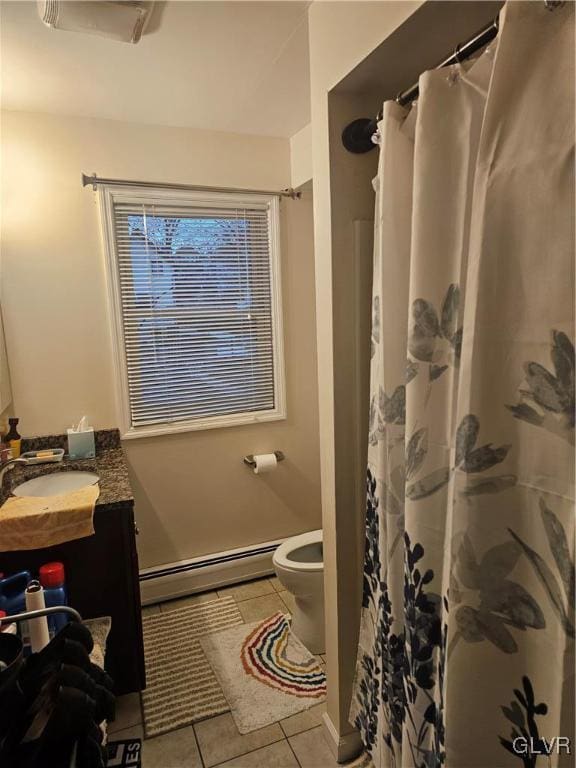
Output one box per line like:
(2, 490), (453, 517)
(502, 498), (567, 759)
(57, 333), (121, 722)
(0, 605), (85, 768)
(0, 605), (82, 627)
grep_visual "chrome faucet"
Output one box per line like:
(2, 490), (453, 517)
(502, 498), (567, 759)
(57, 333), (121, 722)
(0, 457), (27, 485)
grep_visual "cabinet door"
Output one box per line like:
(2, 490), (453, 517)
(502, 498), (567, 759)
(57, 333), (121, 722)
(0, 503), (146, 694)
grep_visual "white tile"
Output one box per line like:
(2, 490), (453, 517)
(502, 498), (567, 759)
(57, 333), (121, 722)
(194, 712), (284, 767)
(278, 591), (296, 614)
(143, 725), (203, 768)
(213, 740), (298, 767)
(107, 723), (143, 741)
(160, 591), (218, 612)
(237, 593), (287, 623)
(289, 725), (340, 767)
(280, 703), (326, 737)
(268, 576), (284, 592)
(217, 578), (275, 602)
(108, 692), (142, 734)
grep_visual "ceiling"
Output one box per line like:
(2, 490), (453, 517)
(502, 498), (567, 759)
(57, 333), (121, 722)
(0, 1), (311, 138)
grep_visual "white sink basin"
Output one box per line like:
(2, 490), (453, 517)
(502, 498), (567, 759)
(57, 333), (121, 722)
(13, 471), (99, 497)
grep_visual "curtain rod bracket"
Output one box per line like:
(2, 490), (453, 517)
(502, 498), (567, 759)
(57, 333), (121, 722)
(81, 172), (98, 191)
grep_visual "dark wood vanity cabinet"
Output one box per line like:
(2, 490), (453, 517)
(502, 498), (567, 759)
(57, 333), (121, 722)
(0, 501), (146, 695)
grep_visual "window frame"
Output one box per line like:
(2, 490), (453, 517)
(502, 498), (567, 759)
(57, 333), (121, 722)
(99, 184), (286, 439)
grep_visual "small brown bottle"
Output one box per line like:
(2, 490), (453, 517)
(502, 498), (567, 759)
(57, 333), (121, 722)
(5, 418), (21, 459)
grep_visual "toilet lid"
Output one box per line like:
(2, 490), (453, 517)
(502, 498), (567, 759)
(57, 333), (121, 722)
(273, 529), (323, 572)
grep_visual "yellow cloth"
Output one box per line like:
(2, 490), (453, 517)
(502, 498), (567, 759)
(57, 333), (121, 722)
(0, 484), (99, 551)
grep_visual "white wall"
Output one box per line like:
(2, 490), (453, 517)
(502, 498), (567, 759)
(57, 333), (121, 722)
(290, 123), (312, 187)
(0, 309), (12, 416)
(307, 0), (423, 757)
(1, 109), (321, 568)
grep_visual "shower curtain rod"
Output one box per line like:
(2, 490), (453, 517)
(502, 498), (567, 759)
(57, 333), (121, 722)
(394, 16), (499, 108)
(343, 1), (566, 153)
(341, 15), (499, 153)
(81, 173), (301, 200)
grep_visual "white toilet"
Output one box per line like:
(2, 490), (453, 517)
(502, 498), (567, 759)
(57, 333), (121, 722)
(272, 529), (324, 654)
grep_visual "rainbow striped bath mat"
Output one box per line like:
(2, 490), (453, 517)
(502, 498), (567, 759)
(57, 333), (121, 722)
(200, 612), (326, 733)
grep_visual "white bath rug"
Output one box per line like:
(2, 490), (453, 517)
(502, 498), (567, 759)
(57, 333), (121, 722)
(141, 596), (243, 738)
(200, 612), (326, 734)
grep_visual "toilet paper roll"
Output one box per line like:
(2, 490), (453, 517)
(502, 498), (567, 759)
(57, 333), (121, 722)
(253, 453), (278, 475)
(25, 581), (50, 653)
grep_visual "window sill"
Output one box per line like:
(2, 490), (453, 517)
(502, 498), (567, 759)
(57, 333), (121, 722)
(120, 408), (287, 440)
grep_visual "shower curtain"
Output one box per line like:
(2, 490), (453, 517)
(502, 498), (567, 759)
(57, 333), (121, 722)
(350, 3), (575, 767)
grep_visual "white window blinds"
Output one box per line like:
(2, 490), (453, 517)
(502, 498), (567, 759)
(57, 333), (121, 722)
(100, 187), (285, 438)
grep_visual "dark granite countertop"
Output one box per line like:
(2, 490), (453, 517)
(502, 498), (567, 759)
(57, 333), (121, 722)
(1, 429), (134, 512)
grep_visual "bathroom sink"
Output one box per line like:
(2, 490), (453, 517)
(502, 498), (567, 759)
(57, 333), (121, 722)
(13, 471), (99, 497)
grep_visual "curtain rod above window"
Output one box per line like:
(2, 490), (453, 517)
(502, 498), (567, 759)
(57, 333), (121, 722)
(81, 173), (301, 200)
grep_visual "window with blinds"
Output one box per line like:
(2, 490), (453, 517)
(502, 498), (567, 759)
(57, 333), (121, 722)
(100, 186), (285, 438)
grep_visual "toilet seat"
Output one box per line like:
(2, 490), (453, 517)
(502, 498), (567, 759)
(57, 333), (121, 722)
(273, 529), (323, 573)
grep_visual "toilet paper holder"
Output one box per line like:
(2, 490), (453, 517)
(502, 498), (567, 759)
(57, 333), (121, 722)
(243, 451), (285, 468)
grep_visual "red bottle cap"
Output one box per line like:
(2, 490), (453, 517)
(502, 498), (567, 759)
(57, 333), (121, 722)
(0, 610), (6, 618)
(39, 562), (65, 588)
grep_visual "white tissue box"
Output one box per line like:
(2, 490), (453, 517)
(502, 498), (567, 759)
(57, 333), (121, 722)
(67, 428), (95, 459)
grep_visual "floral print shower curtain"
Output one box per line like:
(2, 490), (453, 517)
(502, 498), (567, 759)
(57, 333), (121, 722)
(350, 3), (575, 767)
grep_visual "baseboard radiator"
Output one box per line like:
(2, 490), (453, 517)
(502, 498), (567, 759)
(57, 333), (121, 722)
(139, 538), (283, 606)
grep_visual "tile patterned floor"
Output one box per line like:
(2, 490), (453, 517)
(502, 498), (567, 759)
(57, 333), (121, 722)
(111, 577), (369, 768)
